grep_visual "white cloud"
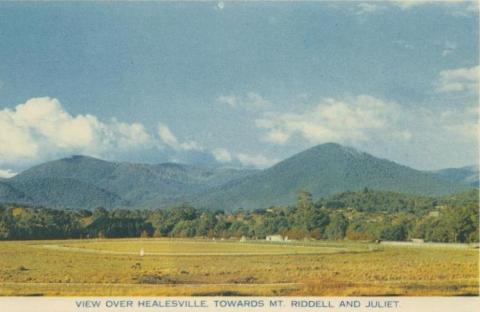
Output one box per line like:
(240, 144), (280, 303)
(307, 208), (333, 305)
(440, 105), (479, 140)
(158, 123), (180, 148)
(356, 3), (381, 15)
(435, 65), (479, 93)
(264, 130), (290, 145)
(236, 153), (278, 168)
(446, 122), (479, 139)
(157, 123), (201, 151)
(217, 95), (237, 108)
(355, 1), (467, 16)
(0, 111), (39, 162)
(349, 1), (478, 16)
(256, 95), (404, 145)
(212, 147), (277, 168)
(396, 0), (478, 16)
(0, 97), (288, 170)
(0, 169), (17, 178)
(344, 0), (477, 19)
(0, 97), (154, 167)
(393, 0), (472, 9)
(245, 92), (270, 109)
(393, 0), (432, 9)
(217, 92), (271, 111)
(253, 92), (478, 169)
(212, 148), (232, 163)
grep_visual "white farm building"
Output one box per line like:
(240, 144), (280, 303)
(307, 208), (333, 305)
(266, 235), (285, 242)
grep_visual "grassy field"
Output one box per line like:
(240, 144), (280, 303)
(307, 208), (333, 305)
(0, 238), (478, 296)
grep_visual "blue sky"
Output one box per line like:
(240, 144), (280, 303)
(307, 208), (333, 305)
(0, 1), (478, 177)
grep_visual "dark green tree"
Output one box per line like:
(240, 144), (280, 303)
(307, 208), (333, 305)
(324, 213), (348, 240)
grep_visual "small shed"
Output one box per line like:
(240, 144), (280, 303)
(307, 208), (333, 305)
(266, 234), (284, 242)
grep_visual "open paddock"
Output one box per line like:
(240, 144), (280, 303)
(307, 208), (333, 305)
(0, 238), (477, 296)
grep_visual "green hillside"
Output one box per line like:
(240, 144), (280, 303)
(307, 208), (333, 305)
(0, 143), (473, 210)
(9, 177), (126, 210)
(5, 156), (255, 209)
(0, 182), (31, 205)
(433, 165), (479, 187)
(192, 143), (472, 210)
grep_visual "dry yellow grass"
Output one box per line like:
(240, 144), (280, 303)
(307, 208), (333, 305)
(0, 238), (477, 296)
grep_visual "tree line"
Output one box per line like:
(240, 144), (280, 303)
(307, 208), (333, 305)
(0, 189), (478, 243)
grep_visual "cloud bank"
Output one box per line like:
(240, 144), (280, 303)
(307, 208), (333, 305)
(217, 92), (270, 111)
(435, 65), (479, 93)
(0, 97), (153, 166)
(355, 1), (478, 16)
(256, 95), (409, 145)
(0, 169), (17, 179)
(0, 97), (277, 173)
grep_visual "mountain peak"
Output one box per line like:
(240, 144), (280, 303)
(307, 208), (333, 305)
(1, 146), (473, 211)
(312, 142), (362, 154)
(62, 155), (110, 163)
(194, 143), (471, 210)
(283, 142), (366, 166)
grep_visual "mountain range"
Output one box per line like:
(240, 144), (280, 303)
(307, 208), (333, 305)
(433, 165), (479, 188)
(0, 143), (475, 210)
